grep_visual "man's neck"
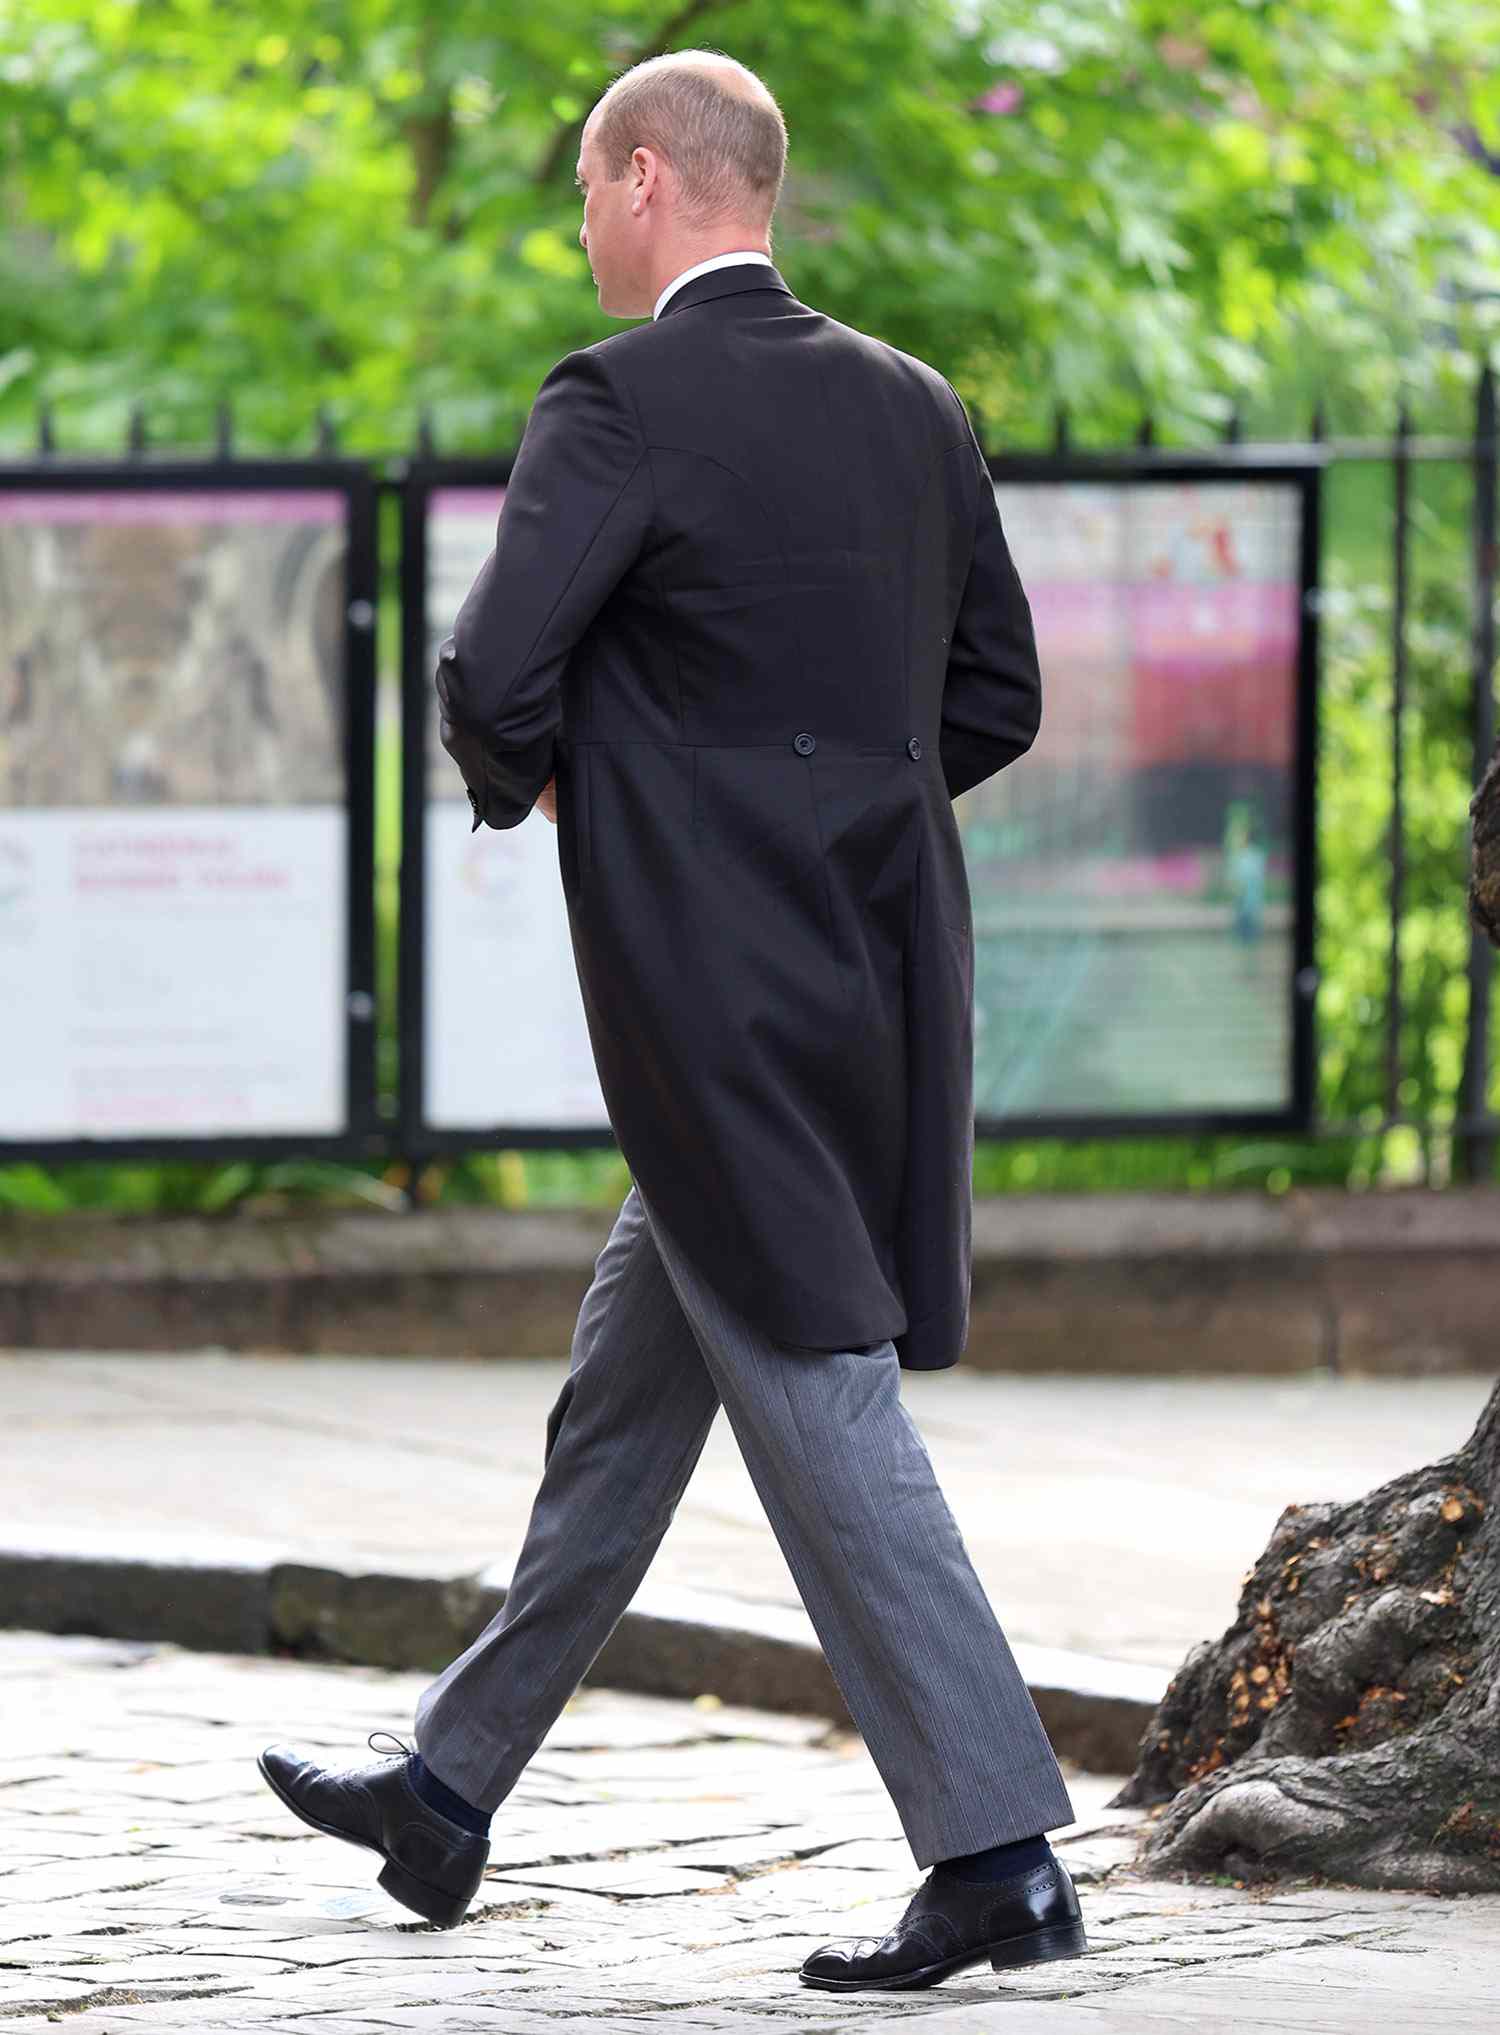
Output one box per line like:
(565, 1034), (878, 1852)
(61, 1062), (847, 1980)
(651, 247), (773, 321)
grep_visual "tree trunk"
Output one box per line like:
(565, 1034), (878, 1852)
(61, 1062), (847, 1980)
(1108, 1379), (1500, 1892)
(1109, 743), (1500, 1889)
(1470, 734), (1500, 945)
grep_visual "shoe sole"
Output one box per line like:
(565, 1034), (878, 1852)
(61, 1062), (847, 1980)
(254, 1752), (472, 1930)
(799, 1916), (1089, 1990)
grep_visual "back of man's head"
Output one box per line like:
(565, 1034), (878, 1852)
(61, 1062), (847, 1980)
(592, 49), (787, 233)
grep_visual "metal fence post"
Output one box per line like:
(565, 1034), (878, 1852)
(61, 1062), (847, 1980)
(1387, 402), (1411, 1128)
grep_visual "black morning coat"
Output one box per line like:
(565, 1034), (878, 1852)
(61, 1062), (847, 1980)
(435, 260), (1042, 1371)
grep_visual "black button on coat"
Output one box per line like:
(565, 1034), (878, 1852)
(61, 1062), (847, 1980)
(435, 262), (1042, 1370)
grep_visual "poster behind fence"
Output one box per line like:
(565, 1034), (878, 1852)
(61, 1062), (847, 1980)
(967, 477), (1303, 1118)
(421, 475), (1304, 1134)
(0, 488), (348, 1139)
(424, 488), (606, 1129)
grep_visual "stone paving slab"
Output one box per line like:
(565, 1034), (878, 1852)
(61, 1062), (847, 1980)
(5, 1631), (1497, 2033)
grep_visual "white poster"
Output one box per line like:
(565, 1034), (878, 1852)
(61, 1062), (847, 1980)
(423, 804), (605, 1130)
(0, 806), (344, 1137)
(0, 486), (350, 1141)
(418, 474), (1307, 1134)
(421, 486), (606, 1130)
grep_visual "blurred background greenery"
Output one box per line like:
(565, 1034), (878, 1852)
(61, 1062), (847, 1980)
(1, 0), (1497, 1214)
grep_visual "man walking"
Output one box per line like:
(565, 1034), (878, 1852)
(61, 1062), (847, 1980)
(259, 47), (1088, 1992)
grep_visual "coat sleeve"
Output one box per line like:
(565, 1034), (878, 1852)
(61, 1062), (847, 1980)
(938, 408), (1043, 805)
(434, 345), (651, 831)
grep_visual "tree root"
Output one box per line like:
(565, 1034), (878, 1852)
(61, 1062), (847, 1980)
(1109, 1378), (1500, 1892)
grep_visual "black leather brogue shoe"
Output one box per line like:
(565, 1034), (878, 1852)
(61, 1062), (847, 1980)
(257, 1729), (488, 1929)
(799, 1854), (1087, 1991)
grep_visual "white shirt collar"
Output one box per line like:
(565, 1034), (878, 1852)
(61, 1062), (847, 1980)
(653, 251), (775, 321)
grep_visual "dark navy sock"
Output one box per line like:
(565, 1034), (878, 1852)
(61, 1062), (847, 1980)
(408, 1752), (492, 1836)
(935, 1831), (1053, 1882)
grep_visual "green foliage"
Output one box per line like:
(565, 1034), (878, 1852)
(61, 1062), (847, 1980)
(2, 1), (1499, 452)
(1314, 563), (1486, 1189)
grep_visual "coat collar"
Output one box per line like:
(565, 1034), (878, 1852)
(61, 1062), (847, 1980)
(655, 261), (795, 320)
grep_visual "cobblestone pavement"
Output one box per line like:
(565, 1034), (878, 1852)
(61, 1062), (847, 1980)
(6, 1631), (1498, 2034)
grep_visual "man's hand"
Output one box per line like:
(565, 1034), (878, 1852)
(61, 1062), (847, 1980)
(535, 775), (557, 824)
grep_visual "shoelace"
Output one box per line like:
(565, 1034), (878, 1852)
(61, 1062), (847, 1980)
(367, 1728), (417, 1763)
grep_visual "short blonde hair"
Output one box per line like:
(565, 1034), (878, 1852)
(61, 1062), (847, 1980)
(592, 50), (786, 231)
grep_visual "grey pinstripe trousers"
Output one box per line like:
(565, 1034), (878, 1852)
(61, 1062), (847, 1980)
(412, 1179), (1076, 1868)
